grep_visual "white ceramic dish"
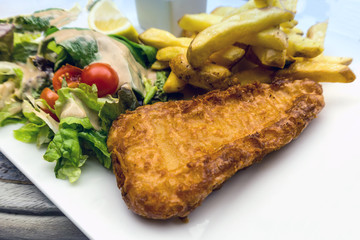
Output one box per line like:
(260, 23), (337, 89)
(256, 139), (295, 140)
(1, 1), (360, 239)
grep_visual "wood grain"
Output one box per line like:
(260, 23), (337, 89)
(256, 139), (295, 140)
(0, 152), (88, 239)
(0, 212), (87, 240)
(0, 182), (62, 215)
(0, 152), (30, 184)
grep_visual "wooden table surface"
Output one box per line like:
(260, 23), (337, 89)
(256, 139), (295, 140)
(0, 151), (88, 240)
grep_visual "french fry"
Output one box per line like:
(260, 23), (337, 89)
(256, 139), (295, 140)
(287, 33), (323, 58)
(307, 21), (328, 48)
(139, 28), (192, 49)
(281, 27), (303, 35)
(156, 46), (187, 62)
(209, 45), (245, 67)
(251, 46), (286, 68)
(275, 60), (356, 83)
(240, 27), (288, 50)
(178, 13), (223, 32)
(254, 0), (268, 8)
(264, 0), (298, 12)
(181, 30), (197, 38)
(181, 19), (289, 51)
(178, 37), (192, 47)
(311, 55), (353, 66)
(170, 54), (232, 90)
(231, 58), (258, 73)
(211, 6), (237, 16)
(222, 0), (257, 20)
(163, 72), (187, 93)
(279, 0), (298, 12)
(280, 19), (298, 29)
(187, 7), (294, 68)
(232, 67), (274, 85)
(151, 60), (170, 70)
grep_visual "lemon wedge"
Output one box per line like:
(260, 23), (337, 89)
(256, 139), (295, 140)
(88, 0), (139, 42)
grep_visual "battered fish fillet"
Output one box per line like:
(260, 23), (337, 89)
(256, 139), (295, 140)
(107, 79), (325, 219)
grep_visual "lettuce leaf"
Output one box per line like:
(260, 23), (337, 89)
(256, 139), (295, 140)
(0, 101), (24, 126)
(13, 121), (51, 145)
(142, 71), (169, 104)
(57, 36), (99, 69)
(98, 97), (121, 132)
(44, 126), (86, 183)
(41, 85), (117, 182)
(0, 15), (51, 33)
(40, 31), (100, 70)
(55, 83), (102, 130)
(79, 130), (111, 169)
(153, 71), (169, 102)
(12, 41), (39, 63)
(13, 100), (55, 147)
(44, 116), (112, 183)
(0, 61), (23, 86)
(109, 35), (157, 68)
(0, 24), (14, 61)
(0, 64), (24, 126)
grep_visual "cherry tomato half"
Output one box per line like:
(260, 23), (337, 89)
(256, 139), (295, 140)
(81, 63), (119, 97)
(40, 88), (59, 121)
(52, 64), (82, 92)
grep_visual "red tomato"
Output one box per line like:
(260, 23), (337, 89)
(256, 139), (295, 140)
(42, 108), (59, 122)
(40, 88), (59, 121)
(40, 88), (59, 108)
(52, 64), (82, 92)
(81, 63), (119, 97)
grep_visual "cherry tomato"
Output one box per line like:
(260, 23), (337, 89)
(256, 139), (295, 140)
(42, 108), (59, 122)
(81, 63), (119, 97)
(40, 88), (59, 108)
(52, 64), (82, 92)
(40, 88), (59, 121)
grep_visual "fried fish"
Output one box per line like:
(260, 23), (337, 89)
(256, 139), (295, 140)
(107, 79), (325, 219)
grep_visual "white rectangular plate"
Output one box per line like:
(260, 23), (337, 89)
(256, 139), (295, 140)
(1, 1), (360, 239)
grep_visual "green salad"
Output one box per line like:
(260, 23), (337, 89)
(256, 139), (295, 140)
(0, 7), (170, 183)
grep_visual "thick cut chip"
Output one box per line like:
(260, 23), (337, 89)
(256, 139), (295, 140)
(187, 7), (294, 68)
(256, 0), (298, 12)
(311, 55), (352, 66)
(151, 60), (169, 70)
(231, 67), (274, 85)
(280, 19), (298, 29)
(240, 28), (288, 50)
(178, 13), (223, 32)
(139, 28), (191, 49)
(209, 45), (245, 67)
(156, 46), (187, 62)
(287, 33), (323, 58)
(170, 54), (232, 90)
(221, 0), (257, 19)
(306, 21), (328, 48)
(163, 71), (187, 93)
(251, 46), (286, 68)
(211, 6), (237, 16)
(108, 79), (325, 219)
(276, 60), (356, 83)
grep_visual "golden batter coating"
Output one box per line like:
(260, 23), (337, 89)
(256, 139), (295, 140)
(107, 79), (324, 219)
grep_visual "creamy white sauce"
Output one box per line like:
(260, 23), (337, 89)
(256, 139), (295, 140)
(33, 6), (81, 28)
(0, 81), (16, 109)
(45, 29), (156, 97)
(59, 97), (87, 119)
(18, 61), (50, 98)
(59, 94), (101, 131)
